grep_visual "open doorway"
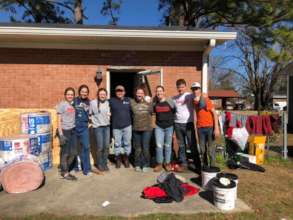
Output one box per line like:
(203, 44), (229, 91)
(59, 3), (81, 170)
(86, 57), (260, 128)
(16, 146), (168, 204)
(110, 71), (137, 98)
(109, 69), (162, 98)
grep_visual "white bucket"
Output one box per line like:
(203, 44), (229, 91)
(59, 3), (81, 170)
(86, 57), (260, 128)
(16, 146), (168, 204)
(201, 166), (220, 190)
(213, 178), (237, 211)
(217, 172), (238, 199)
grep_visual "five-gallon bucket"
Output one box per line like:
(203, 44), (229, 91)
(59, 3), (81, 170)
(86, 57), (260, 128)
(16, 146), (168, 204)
(217, 172), (238, 199)
(213, 178), (236, 211)
(201, 166), (220, 190)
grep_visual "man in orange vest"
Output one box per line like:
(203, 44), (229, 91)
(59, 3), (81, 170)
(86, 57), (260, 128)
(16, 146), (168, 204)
(191, 82), (220, 167)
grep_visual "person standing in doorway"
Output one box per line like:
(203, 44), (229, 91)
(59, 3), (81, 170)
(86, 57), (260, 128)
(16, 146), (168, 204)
(90, 88), (111, 172)
(73, 85), (92, 176)
(130, 87), (153, 172)
(153, 85), (176, 172)
(173, 79), (201, 172)
(191, 82), (220, 168)
(56, 87), (78, 181)
(109, 85), (132, 168)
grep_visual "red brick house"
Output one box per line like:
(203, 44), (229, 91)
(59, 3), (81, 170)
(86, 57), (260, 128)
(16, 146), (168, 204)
(0, 23), (237, 108)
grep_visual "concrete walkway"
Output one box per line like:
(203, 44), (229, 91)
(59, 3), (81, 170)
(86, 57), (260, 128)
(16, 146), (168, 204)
(0, 165), (250, 217)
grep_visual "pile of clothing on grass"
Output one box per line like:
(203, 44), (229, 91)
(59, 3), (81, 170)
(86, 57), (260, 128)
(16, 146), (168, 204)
(142, 172), (199, 203)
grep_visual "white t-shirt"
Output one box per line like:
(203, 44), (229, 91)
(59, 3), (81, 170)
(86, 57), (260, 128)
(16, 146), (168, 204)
(173, 92), (194, 123)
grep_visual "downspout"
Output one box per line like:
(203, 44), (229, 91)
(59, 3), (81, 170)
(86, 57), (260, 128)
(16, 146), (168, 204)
(202, 39), (216, 94)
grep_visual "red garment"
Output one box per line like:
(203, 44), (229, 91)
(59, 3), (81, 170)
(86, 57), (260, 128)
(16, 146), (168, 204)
(181, 184), (200, 196)
(226, 127), (234, 138)
(246, 115), (273, 135)
(143, 186), (167, 199)
(246, 116), (263, 135)
(236, 120), (242, 128)
(143, 184), (199, 199)
(262, 115), (273, 135)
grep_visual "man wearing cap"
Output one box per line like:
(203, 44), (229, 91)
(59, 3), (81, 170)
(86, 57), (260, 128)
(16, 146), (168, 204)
(109, 85), (132, 168)
(172, 79), (201, 172)
(191, 82), (220, 168)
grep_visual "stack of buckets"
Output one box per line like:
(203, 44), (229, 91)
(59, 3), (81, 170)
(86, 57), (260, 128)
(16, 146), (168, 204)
(201, 167), (238, 211)
(0, 111), (53, 171)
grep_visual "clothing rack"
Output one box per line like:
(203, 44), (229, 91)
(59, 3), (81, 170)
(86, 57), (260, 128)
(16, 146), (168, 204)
(216, 110), (288, 160)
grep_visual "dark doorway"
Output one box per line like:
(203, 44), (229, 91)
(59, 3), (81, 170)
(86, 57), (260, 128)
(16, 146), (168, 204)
(110, 71), (138, 98)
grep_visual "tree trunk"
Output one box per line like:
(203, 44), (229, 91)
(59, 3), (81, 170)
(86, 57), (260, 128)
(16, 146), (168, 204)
(74, 0), (83, 24)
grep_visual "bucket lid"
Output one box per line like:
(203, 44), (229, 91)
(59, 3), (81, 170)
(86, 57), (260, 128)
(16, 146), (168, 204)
(217, 172), (238, 180)
(213, 178), (236, 189)
(202, 166), (220, 173)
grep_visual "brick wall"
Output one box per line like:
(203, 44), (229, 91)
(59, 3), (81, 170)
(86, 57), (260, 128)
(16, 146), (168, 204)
(0, 48), (202, 108)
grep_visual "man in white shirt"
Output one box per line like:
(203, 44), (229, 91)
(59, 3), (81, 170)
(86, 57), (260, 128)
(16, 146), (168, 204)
(173, 79), (201, 172)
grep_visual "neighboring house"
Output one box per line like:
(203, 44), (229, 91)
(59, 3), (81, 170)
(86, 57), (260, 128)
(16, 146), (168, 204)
(208, 89), (241, 110)
(0, 23), (236, 108)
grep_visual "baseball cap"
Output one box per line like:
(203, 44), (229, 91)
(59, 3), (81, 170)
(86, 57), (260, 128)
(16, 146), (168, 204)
(115, 85), (125, 91)
(191, 82), (201, 89)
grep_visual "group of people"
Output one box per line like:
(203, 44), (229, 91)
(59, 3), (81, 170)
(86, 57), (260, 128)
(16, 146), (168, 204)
(56, 79), (220, 181)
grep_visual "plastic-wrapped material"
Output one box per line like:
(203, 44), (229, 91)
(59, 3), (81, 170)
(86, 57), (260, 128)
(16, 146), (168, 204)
(0, 155), (44, 194)
(21, 112), (51, 135)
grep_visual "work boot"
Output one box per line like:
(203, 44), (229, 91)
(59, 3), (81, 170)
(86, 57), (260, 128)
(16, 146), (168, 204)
(122, 154), (130, 168)
(115, 155), (122, 169)
(153, 164), (163, 172)
(164, 163), (172, 172)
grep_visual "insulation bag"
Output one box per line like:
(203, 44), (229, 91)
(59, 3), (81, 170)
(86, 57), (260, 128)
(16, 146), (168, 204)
(0, 155), (44, 194)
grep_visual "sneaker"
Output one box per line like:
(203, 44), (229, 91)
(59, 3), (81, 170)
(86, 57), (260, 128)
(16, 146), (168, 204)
(84, 172), (93, 176)
(91, 167), (104, 175)
(142, 167), (150, 173)
(62, 173), (77, 181)
(68, 174), (78, 181)
(164, 163), (172, 172)
(153, 164), (163, 172)
(174, 165), (185, 173)
(135, 166), (142, 172)
(97, 165), (105, 172)
(103, 165), (110, 172)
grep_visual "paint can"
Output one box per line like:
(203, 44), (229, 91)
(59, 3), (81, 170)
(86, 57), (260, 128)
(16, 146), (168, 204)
(21, 111), (51, 134)
(217, 172), (238, 199)
(201, 166), (220, 190)
(213, 177), (237, 211)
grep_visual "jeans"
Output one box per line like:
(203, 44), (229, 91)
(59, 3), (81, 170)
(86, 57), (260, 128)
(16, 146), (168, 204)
(113, 125), (132, 156)
(198, 127), (215, 167)
(174, 122), (197, 165)
(75, 128), (91, 175)
(133, 130), (152, 168)
(60, 128), (78, 175)
(155, 125), (173, 164)
(94, 126), (110, 168)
